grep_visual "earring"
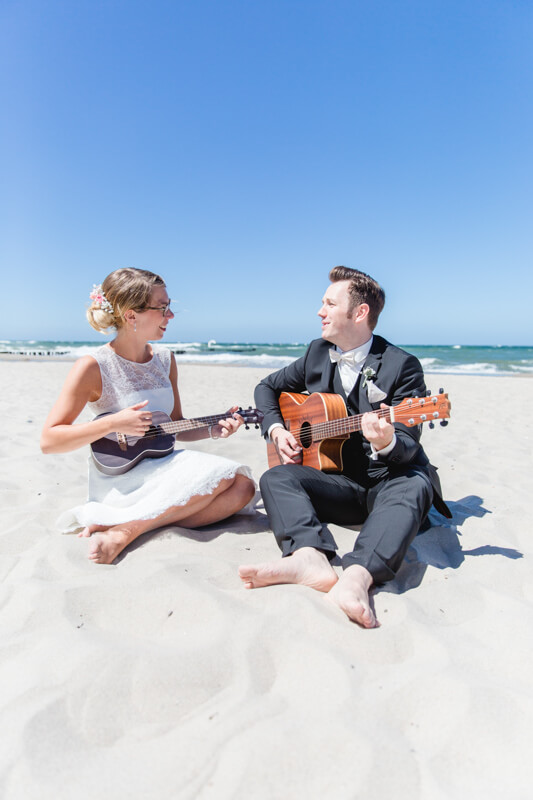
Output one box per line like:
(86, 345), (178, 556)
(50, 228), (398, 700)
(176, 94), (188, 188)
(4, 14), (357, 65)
(134, 321), (137, 332)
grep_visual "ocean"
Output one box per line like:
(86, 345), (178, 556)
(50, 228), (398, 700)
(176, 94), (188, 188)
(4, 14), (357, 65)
(1, 340), (532, 376)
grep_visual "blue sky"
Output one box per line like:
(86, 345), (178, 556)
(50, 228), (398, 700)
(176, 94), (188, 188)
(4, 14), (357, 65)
(1, 0), (532, 345)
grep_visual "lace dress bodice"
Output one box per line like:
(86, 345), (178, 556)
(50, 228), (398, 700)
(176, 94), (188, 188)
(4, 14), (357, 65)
(88, 344), (174, 416)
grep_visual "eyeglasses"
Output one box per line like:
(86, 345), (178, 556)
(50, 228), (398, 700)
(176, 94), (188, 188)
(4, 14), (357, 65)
(142, 302), (174, 317)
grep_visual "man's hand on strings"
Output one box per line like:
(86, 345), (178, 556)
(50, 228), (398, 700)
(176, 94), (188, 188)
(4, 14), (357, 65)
(271, 428), (303, 464)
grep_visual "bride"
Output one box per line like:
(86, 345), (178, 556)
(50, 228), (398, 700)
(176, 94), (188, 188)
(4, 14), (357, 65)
(40, 267), (256, 564)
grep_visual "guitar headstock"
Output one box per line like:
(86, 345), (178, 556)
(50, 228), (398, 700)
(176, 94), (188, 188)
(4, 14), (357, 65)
(237, 407), (265, 428)
(391, 392), (451, 427)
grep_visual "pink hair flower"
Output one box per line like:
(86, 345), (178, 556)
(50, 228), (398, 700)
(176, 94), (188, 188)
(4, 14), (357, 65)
(89, 284), (113, 313)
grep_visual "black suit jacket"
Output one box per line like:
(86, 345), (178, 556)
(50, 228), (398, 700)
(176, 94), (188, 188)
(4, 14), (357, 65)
(255, 335), (451, 518)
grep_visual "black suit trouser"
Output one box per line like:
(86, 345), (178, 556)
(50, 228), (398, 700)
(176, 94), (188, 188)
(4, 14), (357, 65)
(259, 464), (433, 584)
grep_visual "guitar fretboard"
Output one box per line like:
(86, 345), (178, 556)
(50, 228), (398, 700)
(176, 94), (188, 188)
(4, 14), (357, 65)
(294, 408), (392, 443)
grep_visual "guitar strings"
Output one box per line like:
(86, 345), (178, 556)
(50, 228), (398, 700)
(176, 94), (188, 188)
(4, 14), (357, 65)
(296, 414), (450, 442)
(291, 399), (450, 443)
(292, 407), (386, 442)
(299, 404), (450, 441)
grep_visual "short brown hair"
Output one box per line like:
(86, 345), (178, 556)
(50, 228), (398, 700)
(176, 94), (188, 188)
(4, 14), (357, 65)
(87, 267), (165, 333)
(328, 266), (385, 330)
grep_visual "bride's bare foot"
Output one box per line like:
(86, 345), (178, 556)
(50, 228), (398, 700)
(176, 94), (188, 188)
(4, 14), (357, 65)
(86, 525), (138, 564)
(78, 523), (109, 538)
(238, 547), (338, 593)
(326, 564), (378, 628)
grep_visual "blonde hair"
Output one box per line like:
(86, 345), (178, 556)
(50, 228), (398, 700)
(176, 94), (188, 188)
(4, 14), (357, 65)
(86, 268), (166, 333)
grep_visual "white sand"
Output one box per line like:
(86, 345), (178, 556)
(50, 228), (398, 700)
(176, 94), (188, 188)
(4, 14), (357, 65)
(1, 360), (532, 799)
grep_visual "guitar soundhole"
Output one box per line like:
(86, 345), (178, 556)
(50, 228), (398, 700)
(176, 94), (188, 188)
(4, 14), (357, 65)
(300, 421), (313, 449)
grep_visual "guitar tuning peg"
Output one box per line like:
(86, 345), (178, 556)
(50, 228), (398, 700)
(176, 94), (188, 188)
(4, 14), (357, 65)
(254, 423), (260, 429)
(439, 388), (444, 394)
(440, 420), (448, 427)
(426, 389), (431, 396)
(428, 421), (435, 429)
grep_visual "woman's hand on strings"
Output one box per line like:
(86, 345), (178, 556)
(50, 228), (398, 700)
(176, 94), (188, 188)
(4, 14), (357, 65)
(111, 400), (153, 436)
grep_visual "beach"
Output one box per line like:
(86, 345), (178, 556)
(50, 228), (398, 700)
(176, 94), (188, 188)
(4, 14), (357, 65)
(1, 359), (532, 799)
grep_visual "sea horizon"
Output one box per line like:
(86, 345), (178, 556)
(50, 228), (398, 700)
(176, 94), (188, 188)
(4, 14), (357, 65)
(1, 339), (532, 377)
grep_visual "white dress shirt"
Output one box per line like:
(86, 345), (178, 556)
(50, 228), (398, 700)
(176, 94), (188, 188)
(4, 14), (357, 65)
(331, 337), (373, 395)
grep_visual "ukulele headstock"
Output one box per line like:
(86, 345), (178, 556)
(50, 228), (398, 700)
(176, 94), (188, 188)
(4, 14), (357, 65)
(237, 406), (264, 429)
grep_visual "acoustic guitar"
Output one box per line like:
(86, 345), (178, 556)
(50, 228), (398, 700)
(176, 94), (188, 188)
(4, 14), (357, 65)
(266, 391), (451, 471)
(91, 407), (264, 476)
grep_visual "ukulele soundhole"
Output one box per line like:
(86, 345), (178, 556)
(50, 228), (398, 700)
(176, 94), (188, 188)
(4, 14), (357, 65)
(144, 424), (162, 438)
(300, 421), (313, 449)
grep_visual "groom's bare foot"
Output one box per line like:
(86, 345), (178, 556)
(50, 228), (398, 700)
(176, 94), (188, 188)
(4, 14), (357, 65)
(326, 564), (378, 628)
(239, 547), (338, 593)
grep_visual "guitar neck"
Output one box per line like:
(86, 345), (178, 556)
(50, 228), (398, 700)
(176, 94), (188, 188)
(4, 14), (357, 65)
(301, 408), (391, 442)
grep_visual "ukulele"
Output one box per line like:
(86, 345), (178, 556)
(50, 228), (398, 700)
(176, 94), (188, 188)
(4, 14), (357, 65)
(91, 407), (264, 475)
(266, 391), (451, 471)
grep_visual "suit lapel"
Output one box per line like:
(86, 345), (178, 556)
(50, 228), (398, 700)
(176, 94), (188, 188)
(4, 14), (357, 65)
(354, 339), (385, 412)
(323, 352), (337, 393)
(332, 364), (346, 399)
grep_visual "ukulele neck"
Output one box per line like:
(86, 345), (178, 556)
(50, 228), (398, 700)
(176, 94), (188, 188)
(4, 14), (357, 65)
(156, 413), (229, 436)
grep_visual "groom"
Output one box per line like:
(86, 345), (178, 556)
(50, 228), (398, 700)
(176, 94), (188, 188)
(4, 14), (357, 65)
(239, 266), (450, 627)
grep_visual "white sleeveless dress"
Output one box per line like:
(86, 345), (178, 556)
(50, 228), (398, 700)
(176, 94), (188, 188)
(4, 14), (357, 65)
(57, 344), (255, 532)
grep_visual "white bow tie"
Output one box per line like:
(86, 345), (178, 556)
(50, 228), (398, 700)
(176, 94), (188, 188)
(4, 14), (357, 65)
(329, 348), (362, 367)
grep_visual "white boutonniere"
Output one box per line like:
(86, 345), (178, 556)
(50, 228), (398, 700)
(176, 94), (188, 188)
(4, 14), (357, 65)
(361, 367), (376, 388)
(361, 367), (387, 403)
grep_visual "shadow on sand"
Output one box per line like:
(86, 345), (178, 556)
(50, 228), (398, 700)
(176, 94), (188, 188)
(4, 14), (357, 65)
(384, 494), (522, 595)
(116, 494), (522, 586)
